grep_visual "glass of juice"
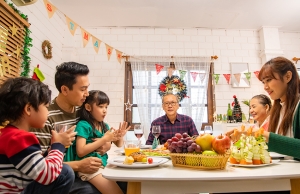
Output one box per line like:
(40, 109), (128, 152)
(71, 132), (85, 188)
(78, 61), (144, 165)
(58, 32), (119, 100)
(124, 140), (140, 156)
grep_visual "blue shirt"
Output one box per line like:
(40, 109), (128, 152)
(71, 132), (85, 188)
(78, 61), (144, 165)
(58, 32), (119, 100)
(146, 113), (198, 145)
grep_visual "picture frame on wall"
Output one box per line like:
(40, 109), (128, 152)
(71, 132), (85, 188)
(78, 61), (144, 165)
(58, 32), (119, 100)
(230, 62), (250, 87)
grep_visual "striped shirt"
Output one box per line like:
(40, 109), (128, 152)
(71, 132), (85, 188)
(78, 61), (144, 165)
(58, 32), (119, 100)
(0, 125), (65, 193)
(30, 98), (79, 153)
(146, 113), (199, 145)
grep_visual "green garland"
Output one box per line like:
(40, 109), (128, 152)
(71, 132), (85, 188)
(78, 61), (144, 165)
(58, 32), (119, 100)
(4, 0), (32, 77)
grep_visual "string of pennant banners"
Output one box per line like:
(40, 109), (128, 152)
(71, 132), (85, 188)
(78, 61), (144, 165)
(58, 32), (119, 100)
(213, 71), (260, 84)
(43, 0), (123, 64)
(42, 0), (262, 85)
(155, 64), (206, 82)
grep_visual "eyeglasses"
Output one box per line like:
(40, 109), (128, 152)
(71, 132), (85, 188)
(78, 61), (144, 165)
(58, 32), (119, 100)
(163, 101), (178, 107)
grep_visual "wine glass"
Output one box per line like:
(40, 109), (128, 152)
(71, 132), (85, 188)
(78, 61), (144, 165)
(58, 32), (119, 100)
(204, 125), (213, 135)
(134, 124), (144, 143)
(152, 125), (161, 144)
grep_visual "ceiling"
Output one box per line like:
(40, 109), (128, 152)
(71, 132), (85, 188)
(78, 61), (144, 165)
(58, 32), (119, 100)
(51, 0), (300, 31)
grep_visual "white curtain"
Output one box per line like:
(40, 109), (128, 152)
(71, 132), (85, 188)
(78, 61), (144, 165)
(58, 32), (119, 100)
(130, 56), (211, 140)
(173, 56), (211, 130)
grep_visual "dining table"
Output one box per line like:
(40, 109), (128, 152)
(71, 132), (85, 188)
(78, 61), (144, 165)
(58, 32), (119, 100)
(103, 153), (300, 194)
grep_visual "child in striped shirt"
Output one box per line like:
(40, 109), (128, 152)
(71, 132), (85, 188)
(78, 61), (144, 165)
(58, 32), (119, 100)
(0, 77), (76, 194)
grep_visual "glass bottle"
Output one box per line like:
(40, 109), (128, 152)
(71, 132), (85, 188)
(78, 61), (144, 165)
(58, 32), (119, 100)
(227, 103), (233, 122)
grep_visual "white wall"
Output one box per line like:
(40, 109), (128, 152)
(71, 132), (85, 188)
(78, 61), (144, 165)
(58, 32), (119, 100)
(15, 0), (66, 98)
(15, 1), (300, 128)
(68, 28), (266, 126)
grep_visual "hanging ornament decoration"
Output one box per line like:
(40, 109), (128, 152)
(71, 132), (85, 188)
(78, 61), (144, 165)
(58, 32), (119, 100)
(178, 70), (187, 80)
(32, 64), (45, 82)
(158, 75), (187, 102)
(244, 72), (251, 82)
(213, 74), (220, 84)
(190, 72), (198, 82)
(223, 74), (231, 84)
(9, 23), (18, 36)
(124, 99), (133, 111)
(233, 73), (241, 83)
(155, 64), (164, 75)
(14, 46), (21, 59)
(254, 71), (260, 79)
(41, 40), (52, 59)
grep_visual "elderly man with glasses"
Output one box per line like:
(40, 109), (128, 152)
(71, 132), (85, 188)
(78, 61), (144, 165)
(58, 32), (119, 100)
(146, 93), (198, 145)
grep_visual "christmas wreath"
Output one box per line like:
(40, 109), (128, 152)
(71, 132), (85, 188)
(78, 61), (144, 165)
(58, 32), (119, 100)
(42, 40), (52, 59)
(158, 75), (187, 102)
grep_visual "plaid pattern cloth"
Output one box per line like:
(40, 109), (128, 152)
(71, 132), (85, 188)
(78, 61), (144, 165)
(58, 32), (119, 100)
(146, 113), (198, 145)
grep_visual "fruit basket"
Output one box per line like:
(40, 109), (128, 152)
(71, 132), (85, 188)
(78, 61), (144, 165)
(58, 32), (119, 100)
(169, 150), (230, 170)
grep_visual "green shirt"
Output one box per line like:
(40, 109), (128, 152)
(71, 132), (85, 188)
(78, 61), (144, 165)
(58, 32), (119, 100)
(64, 120), (109, 166)
(268, 100), (300, 160)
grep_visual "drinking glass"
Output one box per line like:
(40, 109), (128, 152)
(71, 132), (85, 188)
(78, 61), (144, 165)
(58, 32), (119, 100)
(152, 125), (161, 144)
(204, 125), (213, 135)
(54, 123), (74, 148)
(54, 123), (74, 133)
(134, 124), (144, 141)
(124, 140), (140, 156)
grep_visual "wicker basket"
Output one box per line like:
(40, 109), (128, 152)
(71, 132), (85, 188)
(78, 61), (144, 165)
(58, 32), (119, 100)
(170, 151), (230, 170)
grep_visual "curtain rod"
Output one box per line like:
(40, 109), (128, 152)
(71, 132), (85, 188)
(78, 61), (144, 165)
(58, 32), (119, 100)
(121, 55), (218, 61)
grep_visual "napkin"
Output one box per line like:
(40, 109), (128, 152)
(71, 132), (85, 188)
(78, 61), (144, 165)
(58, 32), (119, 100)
(152, 138), (160, 149)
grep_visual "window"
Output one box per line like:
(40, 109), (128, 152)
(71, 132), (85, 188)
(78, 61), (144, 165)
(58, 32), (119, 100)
(124, 61), (214, 130)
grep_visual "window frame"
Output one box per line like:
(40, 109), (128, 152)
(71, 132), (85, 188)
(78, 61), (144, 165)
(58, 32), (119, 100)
(124, 61), (214, 130)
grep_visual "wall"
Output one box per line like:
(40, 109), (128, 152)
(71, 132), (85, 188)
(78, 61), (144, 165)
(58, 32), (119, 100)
(15, 0), (66, 98)
(14, 1), (300, 128)
(69, 28), (300, 126)
(67, 28), (266, 126)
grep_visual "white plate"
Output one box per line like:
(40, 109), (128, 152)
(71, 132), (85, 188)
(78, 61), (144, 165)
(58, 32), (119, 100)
(108, 156), (169, 168)
(228, 159), (280, 168)
(114, 149), (125, 155)
(269, 152), (287, 159)
(140, 145), (152, 149)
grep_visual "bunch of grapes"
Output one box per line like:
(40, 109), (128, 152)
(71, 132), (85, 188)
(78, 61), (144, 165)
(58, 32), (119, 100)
(167, 132), (201, 153)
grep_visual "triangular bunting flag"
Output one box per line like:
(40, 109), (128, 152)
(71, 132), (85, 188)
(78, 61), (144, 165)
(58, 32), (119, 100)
(43, 0), (57, 19)
(223, 74), (231, 84)
(155, 64), (164, 75)
(116, 50), (122, 64)
(81, 28), (90, 47)
(199, 73), (206, 83)
(178, 70), (187, 79)
(66, 16), (78, 36)
(105, 44), (113, 61)
(233, 73), (241, 83)
(254, 71), (260, 79)
(190, 72), (198, 82)
(244, 72), (251, 82)
(168, 67), (175, 78)
(213, 74), (220, 84)
(92, 36), (101, 54)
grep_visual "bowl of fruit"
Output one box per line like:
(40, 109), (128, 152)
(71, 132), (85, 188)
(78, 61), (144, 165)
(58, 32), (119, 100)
(168, 132), (231, 170)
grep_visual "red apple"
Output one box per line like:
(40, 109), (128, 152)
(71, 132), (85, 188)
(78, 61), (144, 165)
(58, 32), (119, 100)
(212, 134), (231, 154)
